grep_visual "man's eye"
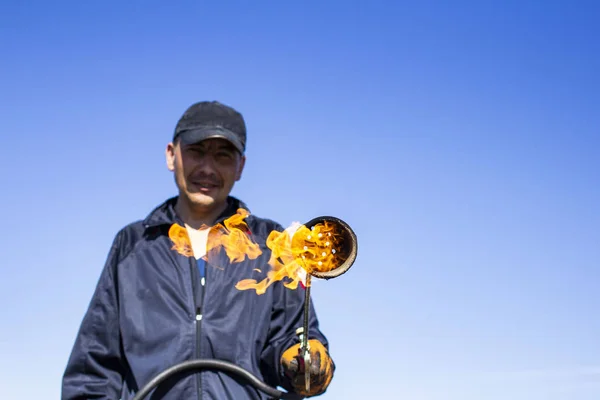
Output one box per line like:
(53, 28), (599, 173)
(217, 152), (233, 159)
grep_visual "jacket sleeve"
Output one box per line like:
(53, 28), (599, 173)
(62, 231), (126, 400)
(259, 275), (333, 391)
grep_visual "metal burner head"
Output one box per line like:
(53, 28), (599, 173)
(291, 216), (358, 280)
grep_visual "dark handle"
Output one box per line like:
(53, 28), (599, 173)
(130, 359), (304, 400)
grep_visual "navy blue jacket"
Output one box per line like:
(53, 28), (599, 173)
(62, 196), (330, 399)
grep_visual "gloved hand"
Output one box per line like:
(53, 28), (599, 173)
(281, 339), (335, 397)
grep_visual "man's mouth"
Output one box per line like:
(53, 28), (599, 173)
(192, 181), (220, 190)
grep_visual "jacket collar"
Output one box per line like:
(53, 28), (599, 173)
(142, 195), (251, 229)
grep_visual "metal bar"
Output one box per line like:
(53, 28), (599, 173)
(302, 275), (312, 393)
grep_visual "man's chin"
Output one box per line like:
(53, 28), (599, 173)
(188, 192), (216, 207)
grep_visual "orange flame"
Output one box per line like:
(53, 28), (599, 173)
(235, 225), (305, 294)
(169, 209), (346, 296)
(207, 208), (263, 263)
(236, 220), (345, 294)
(291, 221), (344, 275)
(168, 224), (194, 257)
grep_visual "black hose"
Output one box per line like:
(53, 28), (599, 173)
(130, 359), (304, 400)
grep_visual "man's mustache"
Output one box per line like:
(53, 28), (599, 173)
(189, 173), (221, 186)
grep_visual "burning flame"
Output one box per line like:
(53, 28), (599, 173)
(207, 208), (262, 263)
(236, 220), (345, 295)
(291, 221), (344, 275)
(168, 224), (194, 257)
(235, 223), (305, 294)
(169, 209), (345, 295)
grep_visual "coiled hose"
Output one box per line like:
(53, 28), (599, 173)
(130, 359), (304, 400)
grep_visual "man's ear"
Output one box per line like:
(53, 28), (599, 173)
(236, 155), (246, 181)
(166, 142), (176, 171)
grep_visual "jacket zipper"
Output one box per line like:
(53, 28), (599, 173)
(195, 306), (202, 399)
(189, 257), (204, 400)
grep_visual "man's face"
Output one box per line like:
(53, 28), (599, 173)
(166, 138), (245, 214)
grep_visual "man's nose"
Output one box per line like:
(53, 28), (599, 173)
(196, 153), (218, 171)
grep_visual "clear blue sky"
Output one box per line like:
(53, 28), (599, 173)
(1, 1), (599, 399)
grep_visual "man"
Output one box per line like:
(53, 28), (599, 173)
(62, 101), (335, 399)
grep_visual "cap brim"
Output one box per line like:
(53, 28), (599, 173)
(176, 127), (244, 154)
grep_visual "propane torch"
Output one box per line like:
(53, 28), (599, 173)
(291, 216), (358, 394)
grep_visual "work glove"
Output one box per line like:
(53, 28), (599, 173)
(281, 339), (335, 397)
